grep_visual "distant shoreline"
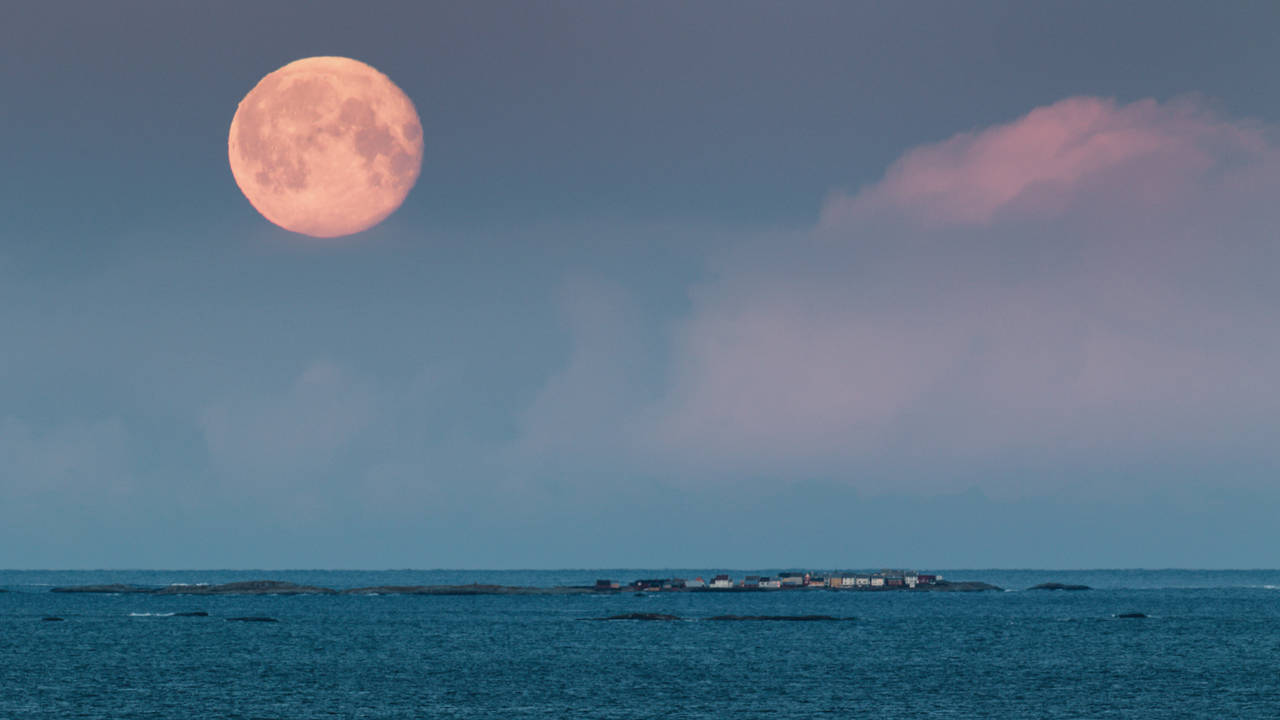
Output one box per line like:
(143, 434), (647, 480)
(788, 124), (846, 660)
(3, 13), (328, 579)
(45, 578), (1003, 595)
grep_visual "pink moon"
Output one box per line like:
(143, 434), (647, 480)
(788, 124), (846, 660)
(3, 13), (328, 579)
(228, 57), (424, 238)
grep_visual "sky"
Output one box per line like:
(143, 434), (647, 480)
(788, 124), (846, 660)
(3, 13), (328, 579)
(3, 1), (1279, 569)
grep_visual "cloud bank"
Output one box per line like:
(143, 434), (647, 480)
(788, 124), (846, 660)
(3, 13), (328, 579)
(526, 96), (1280, 495)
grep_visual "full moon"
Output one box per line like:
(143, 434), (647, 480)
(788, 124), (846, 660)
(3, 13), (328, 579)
(228, 57), (423, 238)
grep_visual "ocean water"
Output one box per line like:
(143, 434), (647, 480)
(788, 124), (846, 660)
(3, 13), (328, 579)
(2, 569), (1278, 718)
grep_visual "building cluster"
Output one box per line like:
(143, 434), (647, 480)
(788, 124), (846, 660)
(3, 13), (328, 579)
(594, 570), (943, 592)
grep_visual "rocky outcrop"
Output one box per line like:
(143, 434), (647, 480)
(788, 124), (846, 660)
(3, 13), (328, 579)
(705, 615), (854, 621)
(41, 616), (64, 621)
(927, 581), (1003, 592)
(342, 584), (594, 595)
(1029, 583), (1091, 591)
(1116, 612), (1147, 619)
(156, 580), (336, 595)
(592, 613), (682, 621)
(51, 580), (336, 595)
(51, 584), (154, 594)
(227, 616), (279, 622)
(173, 611), (209, 617)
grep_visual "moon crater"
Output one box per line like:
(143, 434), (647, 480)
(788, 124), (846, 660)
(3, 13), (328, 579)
(228, 57), (423, 238)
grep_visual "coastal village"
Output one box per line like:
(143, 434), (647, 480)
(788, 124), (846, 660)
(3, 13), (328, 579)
(595, 570), (945, 592)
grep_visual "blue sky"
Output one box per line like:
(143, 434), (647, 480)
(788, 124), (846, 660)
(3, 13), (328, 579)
(3, 1), (1279, 568)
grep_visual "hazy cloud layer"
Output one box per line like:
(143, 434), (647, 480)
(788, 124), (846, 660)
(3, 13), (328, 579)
(201, 361), (376, 485)
(526, 96), (1280, 495)
(0, 416), (131, 497)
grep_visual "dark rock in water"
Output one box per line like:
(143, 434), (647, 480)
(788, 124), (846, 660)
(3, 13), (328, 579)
(1029, 583), (1091, 591)
(51, 584), (156, 594)
(1116, 612), (1148, 619)
(706, 615), (854, 622)
(227, 616), (279, 622)
(592, 613), (681, 621)
(158, 580), (336, 595)
(41, 616), (65, 621)
(173, 611), (209, 617)
(50, 580), (335, 595)
(342, 584), (592, 596)
(927, 581), (1003, 592)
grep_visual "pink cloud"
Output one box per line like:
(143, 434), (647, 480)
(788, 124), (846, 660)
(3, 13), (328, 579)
(519, 95), (1280, 495)
(821, 96), (1267, 227)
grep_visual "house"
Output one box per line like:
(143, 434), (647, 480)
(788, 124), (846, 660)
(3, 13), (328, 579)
(594, 579), (619, 590)
(837, 575), (859, 588)
(779, 573), (805, 588)
(760, 577), (781, 589)
(917, 574), (938, 586)
(686, 577), (707, 589)
(742, 575), (761, 589)
(904, 573), (918, 589)
(710, 574), (734, 589)
(854, 575), (871, 587)
(666, 578), (687, 589)
(870, 576), (885, 587)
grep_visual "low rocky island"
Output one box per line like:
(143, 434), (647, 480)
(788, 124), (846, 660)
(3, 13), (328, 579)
(927, 581), (1002, 592)
(52, 581), (335, 595)
(46, 571), (1001, 596)
(705, 615), (855, 621)
(1028, 582), (1091, 591)
(593, 613), (682, 621)
(342, 584), (595, 595)
(591, 614), (857, 621)
(51, 583), (155, 594)
(158, 581), (335, 595)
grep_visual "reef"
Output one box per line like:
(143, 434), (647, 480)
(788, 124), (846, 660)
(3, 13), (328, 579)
(705, 615), (854, 621)
(592, 613), (682, 621)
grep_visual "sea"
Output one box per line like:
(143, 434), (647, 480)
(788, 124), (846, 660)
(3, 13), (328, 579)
(2, 569), (1278, 719)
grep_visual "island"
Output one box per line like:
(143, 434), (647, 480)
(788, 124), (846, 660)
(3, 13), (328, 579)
(52, 580), (334, 595)
(48, 570), (1002, 595)
(1028, 582), (1092, 591)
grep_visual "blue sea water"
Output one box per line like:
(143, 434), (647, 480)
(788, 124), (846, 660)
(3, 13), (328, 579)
(2, 569), (1278, 718)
